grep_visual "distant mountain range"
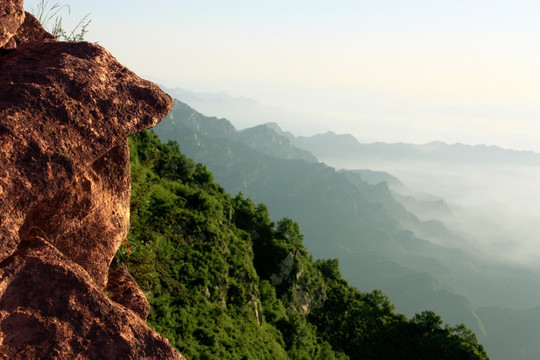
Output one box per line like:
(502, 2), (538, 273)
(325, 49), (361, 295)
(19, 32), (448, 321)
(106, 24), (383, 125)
(294, 131), (540, 165)
(153, 99), (540, 360)
(160, 86), (302, 131)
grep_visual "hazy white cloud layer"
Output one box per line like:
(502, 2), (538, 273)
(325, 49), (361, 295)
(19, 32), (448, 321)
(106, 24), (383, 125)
(25, 0), (540, 152)
(316, 153), (540, 270)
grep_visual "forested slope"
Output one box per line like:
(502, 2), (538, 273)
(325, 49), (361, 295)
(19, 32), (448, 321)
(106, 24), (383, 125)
(120, 130), (488, 359)
(152, 99), (540, 360)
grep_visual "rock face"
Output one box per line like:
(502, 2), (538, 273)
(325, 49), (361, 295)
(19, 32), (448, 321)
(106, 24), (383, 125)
(270, 251), (296, 286)
(0, 237), (179, 359)
(13, 12), (55, 45)
(106, 258), (151, 320)
(0, 6), (184, 360)
(0, 0), (24, 49)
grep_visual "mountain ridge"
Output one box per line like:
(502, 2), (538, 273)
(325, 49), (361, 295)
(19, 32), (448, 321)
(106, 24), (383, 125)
(124, 128), (489, 359)
(152, 98), (540, 360)
(294, 131), (540, 165)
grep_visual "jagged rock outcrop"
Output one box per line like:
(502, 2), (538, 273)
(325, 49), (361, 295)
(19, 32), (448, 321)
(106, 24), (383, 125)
(13, 12), (55, 45)
(269, 251), (326, 316)
(106, 258), (151, 320)
(0, 237), (179, 359)
(270, 251), (296, 286)
(0, 4), (183, 359)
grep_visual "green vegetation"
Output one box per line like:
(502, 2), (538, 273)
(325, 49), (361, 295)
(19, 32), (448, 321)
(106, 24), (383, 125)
(153, 100), (540, 359)
(30, 0), (91, 41)
(121, 130), (488, 359)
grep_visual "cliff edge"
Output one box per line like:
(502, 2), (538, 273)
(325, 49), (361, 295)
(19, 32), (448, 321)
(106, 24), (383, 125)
(0, 2), (183, 358)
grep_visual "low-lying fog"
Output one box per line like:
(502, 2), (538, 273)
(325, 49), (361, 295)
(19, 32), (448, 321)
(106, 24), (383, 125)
(325, 156), (540, 271)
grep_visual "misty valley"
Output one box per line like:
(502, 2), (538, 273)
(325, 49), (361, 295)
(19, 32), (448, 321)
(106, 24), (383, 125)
(152, 98), (540, 360)
(7, 1), (539, 359)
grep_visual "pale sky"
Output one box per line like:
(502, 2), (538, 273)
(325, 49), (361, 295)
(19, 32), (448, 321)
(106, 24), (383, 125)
(25, 0), (540, 152)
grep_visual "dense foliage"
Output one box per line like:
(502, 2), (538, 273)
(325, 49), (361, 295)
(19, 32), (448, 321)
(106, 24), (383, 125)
(121, 130), (489, 359)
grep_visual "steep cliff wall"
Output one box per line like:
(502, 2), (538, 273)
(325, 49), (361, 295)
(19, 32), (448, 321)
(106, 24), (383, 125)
(0, 2), (183, 358)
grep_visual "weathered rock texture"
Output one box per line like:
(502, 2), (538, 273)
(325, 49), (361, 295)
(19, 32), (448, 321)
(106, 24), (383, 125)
(0, 6), (183, 359)
(0, 237), (180, 359)
(19, 142), (132, 288)
(106, 258), (151, 320)
(0, 0), (24, 49)
(13, 12), (55, 45)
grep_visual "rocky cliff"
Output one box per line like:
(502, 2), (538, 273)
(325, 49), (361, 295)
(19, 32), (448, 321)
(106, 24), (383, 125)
(0, 2), (183, 358)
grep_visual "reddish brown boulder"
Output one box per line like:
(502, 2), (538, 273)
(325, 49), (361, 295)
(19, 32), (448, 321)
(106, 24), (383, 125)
(13, 12), (55, 45)
(19, 142), (132, 288)
(0, 40), (172, 264)
(0, 7), (183, 359)
(0, 0), (24, 49)
(0, 237), (184, 359)
(107, 258), (151, 320)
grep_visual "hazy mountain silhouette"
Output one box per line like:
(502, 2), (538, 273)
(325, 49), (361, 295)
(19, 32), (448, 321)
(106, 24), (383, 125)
(294, 131), (540, 165)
